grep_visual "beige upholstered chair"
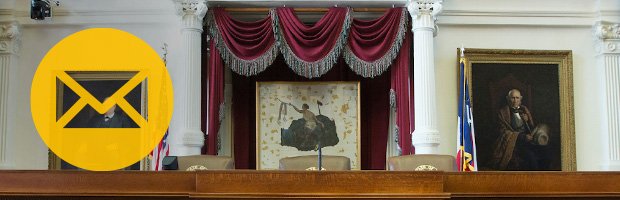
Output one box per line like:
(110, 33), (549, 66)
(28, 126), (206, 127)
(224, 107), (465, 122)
(387, 154), (457, 171)
(279, 155), (351, 171)
(176, 155), (234, 171)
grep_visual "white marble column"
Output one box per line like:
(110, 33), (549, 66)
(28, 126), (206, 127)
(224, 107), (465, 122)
(594, 22), (620, 170)
(407, 0), (442, 154)
(0, 22), (19, 168)
(171, 0), (207, 156)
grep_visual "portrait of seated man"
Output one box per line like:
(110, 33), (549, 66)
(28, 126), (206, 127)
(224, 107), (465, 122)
(490, 89), (545, 170)
(86, 97), (138, 128)
(57, 79), (143, 170)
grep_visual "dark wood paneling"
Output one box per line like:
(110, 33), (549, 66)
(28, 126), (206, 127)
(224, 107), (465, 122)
(445, 172), (620, 198)
(0, 171), (195, 197)
(194, 170), (447, 199)
(1, 171), (620, 199)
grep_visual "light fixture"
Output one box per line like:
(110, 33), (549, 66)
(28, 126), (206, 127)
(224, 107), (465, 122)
(31, 0), (60, 20)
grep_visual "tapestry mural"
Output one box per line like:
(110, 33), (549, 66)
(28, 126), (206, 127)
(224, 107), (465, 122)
(257, 82), (360, 170)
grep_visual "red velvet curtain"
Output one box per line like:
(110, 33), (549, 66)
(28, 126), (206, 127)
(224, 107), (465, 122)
(390, 32), (414, 155)
(206, 41), (224, 155)
(204, 8), (412, 166)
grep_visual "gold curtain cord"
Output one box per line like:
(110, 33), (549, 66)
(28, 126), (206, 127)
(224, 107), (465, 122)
(223, 7), (390, 13)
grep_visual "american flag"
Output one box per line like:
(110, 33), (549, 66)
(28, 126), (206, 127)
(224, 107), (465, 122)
(151, 43), (170, 171)
(151, 131), (169, 171)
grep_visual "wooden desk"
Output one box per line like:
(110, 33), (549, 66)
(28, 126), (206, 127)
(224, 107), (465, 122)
(0, 170), (619, 199)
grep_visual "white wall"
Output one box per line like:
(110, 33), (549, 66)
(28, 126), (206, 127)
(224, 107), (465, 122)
(9, 25), (85, 169)
(1, 0), (184, 169)
(0, 0), (616, 170)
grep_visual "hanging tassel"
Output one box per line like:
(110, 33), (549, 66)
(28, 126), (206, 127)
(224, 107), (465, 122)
(394, 125), (401, 156)
(389, 89), (397, 109)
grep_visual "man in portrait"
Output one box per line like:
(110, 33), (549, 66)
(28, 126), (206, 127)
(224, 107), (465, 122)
(86, 96), (140, 170)
(87, 97), (137, 128)
(490, 89), (541, 170)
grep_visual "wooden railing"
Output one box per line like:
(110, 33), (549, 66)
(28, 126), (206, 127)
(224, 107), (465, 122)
(0, 170), (619, 199)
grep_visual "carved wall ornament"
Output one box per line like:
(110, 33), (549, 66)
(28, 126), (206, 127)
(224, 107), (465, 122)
(406, 0), (443, 19)
(0, 23), (20, 55)
(594, 22), (620, 40)
(0, 24), (19, 40)
(608, 43), (617, 51)
(174, 0), (208, 30)
(406, 0), (442, 36)
(186, 165), (208, 171)
(174, 0), (207, 16)
(594, 22), (620, 54)
(0, 42), (8, 52)
(305, 167), (327, 171)
(414, 164), (438, 171)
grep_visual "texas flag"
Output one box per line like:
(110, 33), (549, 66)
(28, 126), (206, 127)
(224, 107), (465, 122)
(456, 56), (478, 171)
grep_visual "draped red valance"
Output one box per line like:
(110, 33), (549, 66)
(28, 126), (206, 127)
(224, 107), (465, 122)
(208, 8), (278, 76)
(206, 7), (408, 78)
(345, 8), (407, 78)
(272, 7), (350, 78)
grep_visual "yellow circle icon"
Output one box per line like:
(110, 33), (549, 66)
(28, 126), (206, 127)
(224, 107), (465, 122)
(31, 28), (173, 171)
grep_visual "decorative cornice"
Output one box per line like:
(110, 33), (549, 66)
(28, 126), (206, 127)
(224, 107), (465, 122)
(594, 22), (620, 54)
(173, 0), (207, 30)
(0, 22), (19, 55)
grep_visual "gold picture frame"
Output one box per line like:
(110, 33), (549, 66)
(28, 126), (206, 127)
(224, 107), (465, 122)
(256, 81), (361, 170)
(459, 48), (575, 171)
(48, 71), (149, 170)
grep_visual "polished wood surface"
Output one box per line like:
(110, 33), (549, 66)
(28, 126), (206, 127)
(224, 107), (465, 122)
(0, 170), (619, 199)
(194, 170), (446, 199)
(445, 172), (620, 198)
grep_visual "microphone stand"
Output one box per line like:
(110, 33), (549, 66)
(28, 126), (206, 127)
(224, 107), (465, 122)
(317, 141), (322, 171)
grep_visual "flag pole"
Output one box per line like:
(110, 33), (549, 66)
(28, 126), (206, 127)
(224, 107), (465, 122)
(459, 45), (466, 171)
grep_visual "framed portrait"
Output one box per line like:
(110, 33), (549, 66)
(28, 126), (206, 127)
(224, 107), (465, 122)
(49, 71), (148, 170)
(256, 82), (361, 170)
(460, 48), (576, 171)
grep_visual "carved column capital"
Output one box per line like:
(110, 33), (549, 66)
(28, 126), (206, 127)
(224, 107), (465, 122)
(173, 0), (208, 31)
(406, 0), (442, 36)
(594, 22), (620, 40)
(594, 22), (620, 55)
(406, 0), (443, 19)
(0, 22), (20, 55)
